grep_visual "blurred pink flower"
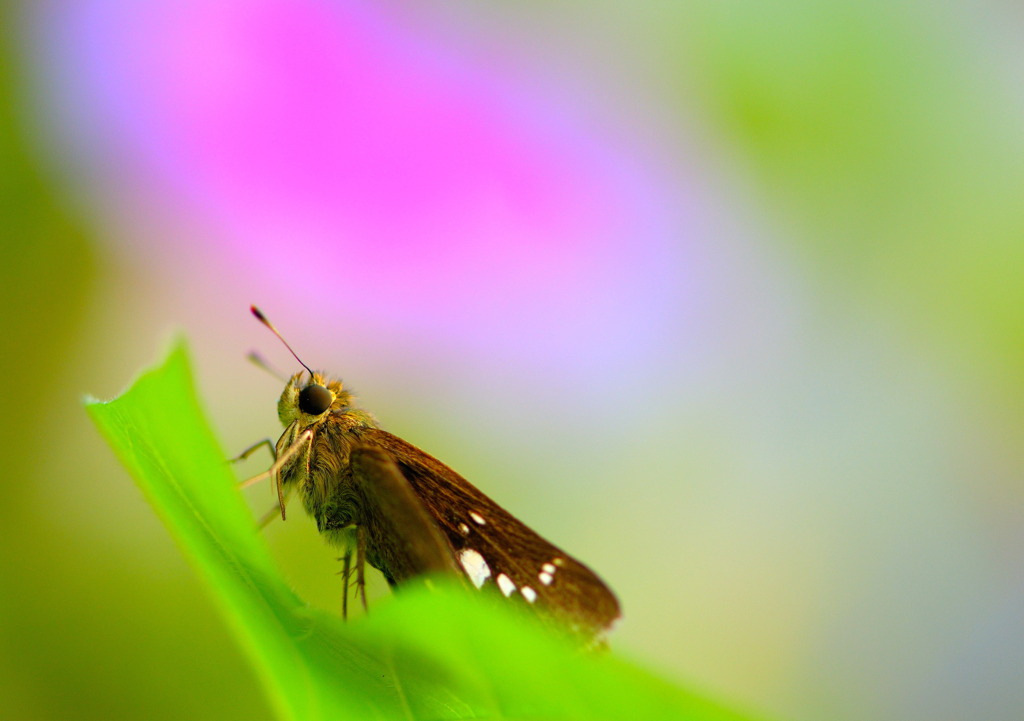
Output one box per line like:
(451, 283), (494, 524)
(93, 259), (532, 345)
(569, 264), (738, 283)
(51, 0), (695, 376)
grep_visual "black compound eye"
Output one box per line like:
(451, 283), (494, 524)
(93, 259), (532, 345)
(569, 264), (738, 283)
(298, 384), (333, 415)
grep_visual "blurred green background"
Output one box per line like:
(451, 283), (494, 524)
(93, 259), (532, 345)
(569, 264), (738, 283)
(3, 1), (1023, 720)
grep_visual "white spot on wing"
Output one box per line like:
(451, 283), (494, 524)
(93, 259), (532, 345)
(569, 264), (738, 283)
(541, 562), (557, 575)
(457, 549), (491, 589)
(458, 523), (470, 536)
(469, 512), (486, 526)
(496, 573), (516, 597)
(539, 571), (554, 586)
(521, 586), (537, 603)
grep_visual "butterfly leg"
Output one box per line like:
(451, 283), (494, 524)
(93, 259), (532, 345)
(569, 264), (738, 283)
(237, 429), (313, 521)
(229, 438), (276, 463)
(256, 501), (288, 529)
(340, 545), (353, 619)
(356, 526), (368, 613)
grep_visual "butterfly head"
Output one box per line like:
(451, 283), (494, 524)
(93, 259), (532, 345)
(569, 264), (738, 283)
(278, 371), (354, 427)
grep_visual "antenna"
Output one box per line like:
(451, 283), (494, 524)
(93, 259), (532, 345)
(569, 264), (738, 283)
(250, 306), (314, 378)
(246, 351), (287, 382)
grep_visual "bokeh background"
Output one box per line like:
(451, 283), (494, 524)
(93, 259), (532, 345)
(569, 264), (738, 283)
(3, 1), (1023, 720)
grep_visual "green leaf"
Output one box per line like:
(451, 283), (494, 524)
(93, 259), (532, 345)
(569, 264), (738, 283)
(86, 342), (758, 721)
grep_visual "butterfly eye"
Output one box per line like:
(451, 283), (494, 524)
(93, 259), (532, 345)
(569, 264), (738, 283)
(298, 384), (333, 415)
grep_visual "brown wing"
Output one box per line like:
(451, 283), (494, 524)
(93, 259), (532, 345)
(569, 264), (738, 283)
(359, 428), (621, 639)
(349, 445), (462, 583)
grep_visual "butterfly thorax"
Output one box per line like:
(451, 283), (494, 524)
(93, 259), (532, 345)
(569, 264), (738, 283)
(275, 372), (379, 540)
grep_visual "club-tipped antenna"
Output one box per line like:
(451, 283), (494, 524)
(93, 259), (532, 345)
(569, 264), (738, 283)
(250, 306), (315, 378)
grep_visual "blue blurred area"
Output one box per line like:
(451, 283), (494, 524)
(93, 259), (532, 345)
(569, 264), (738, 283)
(4, 1), (1024, 720)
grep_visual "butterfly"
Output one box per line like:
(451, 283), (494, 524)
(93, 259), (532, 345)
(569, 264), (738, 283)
(238, 307), (620, 642)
